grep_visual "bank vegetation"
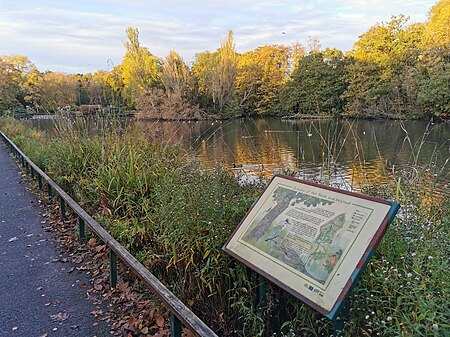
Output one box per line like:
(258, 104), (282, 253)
(0, 116), (448, 336)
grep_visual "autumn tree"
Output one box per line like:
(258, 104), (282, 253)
(191, 31), (238, 115)
(0, 55), (36, 113)
(161, 51), (190, 98)
(344, 15), (424, 117)
(421, 0), (450, 56)
(37, 72), (78, 112)
(191, 51), (215, 109)
(121, 27), (160, 107)
(236, 44), (300, 115)
(135, 50), (203, 120)
(417, 0), (450, 117)
(83, 70), (125, 108)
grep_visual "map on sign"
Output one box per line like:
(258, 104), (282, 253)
(224, 175), (399, 318)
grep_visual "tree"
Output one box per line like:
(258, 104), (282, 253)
(416, 0), (450, 117)
(136, 51), (203, 120)
(21, 68), (43, 111)
(37, 72), (78, 112)
(161, 51), (190, 98)
(0, 55), (36, 113)
(0, 58), (21, 112)
(344, 16), (425, 117)
(280, 49), (349, 116)
(421, 0), (450, 56)
(191, 51), (215, 109)
(121, 27), (161, 106)
(417, 59), (450, 117)
(212, 30), (238, 112)
(191, 31), (238, 115)
(236, 44), (299, 115)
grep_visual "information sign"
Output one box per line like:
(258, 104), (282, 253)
(224, 175), (399, 319)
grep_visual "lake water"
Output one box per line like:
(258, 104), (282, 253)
(32, 117), (449, 199)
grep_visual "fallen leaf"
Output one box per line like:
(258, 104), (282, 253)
(39, 334), (48, 337)
(90, 309), (103, 317)
(8, 237), (18, 242)
(74, 256), (84, 264)
(12, 326), (18, 331)
(183, 328), (196, 337)
(87, 238), (97, 247)
(156, 315), (165, 328)
(153, 329), (170, 337)
(94, 245), (106, 253)
(50, 312), (69, 322)
(94, 283), (103, 291)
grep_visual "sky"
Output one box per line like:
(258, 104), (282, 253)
(0, 0), (437, 74)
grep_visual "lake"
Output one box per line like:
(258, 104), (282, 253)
(32, 117), (449, 199)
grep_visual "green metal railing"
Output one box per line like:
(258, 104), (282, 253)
(0, 131), (218, 337)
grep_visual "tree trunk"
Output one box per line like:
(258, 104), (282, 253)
(249, 200), (290, 240)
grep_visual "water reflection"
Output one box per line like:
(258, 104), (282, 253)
(32, 117), (449, 197)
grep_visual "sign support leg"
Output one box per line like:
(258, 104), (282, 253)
(257, 274), (267, 305)
(332, 300), (350, 337)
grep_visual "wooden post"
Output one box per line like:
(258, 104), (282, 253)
(38, 175), (43, 190)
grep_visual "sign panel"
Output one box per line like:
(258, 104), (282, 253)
(224, 175), (399, 319)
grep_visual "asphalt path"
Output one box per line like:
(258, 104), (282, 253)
(0, 143), (110, 337)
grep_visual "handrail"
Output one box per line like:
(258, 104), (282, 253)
(0, 131), (218, 337)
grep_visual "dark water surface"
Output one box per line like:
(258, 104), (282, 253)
(32, 117), (449, 198)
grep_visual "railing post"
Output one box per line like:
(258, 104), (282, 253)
(59, 196), (66, 219)
(78, 218), (85, 243)
(47, 184), (52, 200)
(25, 161), (29, 174)
(31, 167), (35, 179)
(109, 248), (117, 289)
(21, 155), (25, 167)
(170, 312), (182, 337)
(38, 175), (43, 190)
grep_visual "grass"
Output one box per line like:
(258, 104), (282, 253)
(0, 116), (448, 336)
